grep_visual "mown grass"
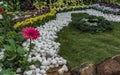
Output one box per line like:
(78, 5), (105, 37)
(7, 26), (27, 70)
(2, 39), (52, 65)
(56, 13), (120, 69)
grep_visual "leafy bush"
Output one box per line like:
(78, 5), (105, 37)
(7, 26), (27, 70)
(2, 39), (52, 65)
(71, 15), (114, 33)
(1, 39), (29, 71)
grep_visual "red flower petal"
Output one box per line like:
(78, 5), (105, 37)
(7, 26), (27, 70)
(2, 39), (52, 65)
(0, 9), (3, 14)
(22, 27), (40, 40)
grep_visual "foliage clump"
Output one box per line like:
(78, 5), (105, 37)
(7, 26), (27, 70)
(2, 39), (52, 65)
(71, 14), (114, 33)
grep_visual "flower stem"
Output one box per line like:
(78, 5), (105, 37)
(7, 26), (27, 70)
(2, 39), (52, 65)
(27, 39), (32, 59)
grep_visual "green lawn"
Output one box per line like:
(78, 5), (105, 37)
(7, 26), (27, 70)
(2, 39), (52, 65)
(56, 13), (120, 69)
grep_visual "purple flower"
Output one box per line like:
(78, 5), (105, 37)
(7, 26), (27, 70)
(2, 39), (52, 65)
(12, 7), (50, 23)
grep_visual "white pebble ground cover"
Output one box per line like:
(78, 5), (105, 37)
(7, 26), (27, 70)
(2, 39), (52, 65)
(23, 12), (72, 75)
(1, 9), (120, 75)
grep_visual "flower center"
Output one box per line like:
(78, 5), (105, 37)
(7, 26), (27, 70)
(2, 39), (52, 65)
(29, 32), (33, 35)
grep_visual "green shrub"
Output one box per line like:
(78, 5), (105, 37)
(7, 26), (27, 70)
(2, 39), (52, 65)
(1, 39), (29, 71)
(71, 15), (114, 33)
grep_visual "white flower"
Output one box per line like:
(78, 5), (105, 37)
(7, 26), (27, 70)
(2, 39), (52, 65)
(0, 15), (3, 19)
(0, 1), (3, 5)
(0, 67), (2, 71)
(0, 55), (4, 60)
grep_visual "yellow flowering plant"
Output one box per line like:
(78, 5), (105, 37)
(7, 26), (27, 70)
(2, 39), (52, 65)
(13, 9), (56, 29)
(6, 12), (13, 15)
(33, 0), (47, 10)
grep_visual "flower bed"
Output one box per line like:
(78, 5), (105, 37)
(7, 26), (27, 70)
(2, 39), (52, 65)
(0, 8), (120, 75)
(13, 9), (56, 29)
(1, 0), (120, 74)
(12, 7), (50, 23)
(54, 5), (91, 12)
(92, 2), (120, 15)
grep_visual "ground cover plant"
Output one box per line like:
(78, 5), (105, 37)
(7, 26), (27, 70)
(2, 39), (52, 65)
(56, 13), (120, 68)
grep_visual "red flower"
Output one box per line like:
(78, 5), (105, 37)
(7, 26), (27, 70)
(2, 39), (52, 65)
(22, 27), (40, 40)
(0, 9), (3, 14)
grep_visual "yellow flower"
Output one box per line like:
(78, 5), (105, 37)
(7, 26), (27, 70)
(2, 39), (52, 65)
(14, 9), (56, 29)
(7, 12), (13, 15)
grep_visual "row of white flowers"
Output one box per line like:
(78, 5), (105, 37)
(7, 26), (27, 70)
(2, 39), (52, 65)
(81, 9), (120, 22)
(92, 4), (120, 15)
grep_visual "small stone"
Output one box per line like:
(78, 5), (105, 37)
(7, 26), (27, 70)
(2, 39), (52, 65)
(35, 68), (40, 73)
(49, 65), (54, 68)
(40, 69), (46, 74)
(62, 60), (67, 64)
(36, 73), (41, 75)
(58, 65), (68, 75)
(58, 60), (63, 65)
(40, 66), (47, 70)
(55, 64), (59, 67)
(58, 68), (64, 75)
(51, 59), (57, 64)
(42, 60), (49, 66)
(62, 65), (68, 72)
(16, 68), (21, 73)
(27, 58), (32, 62)
(32, 57), (38, 61)
(24, 70), (33, 75)
(29, 65), (36, 70)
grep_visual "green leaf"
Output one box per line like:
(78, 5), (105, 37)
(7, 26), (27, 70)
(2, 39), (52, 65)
(0, 36), (4, 44)
(7, 54), (17, 61)
(0, 69), (15, 75)
(8, 39), (16, 49)
(0, 36), (4, 40)
(3, 45), (13, 51)
(17, 46), (25, 55)
(0, 63), (3, 67)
